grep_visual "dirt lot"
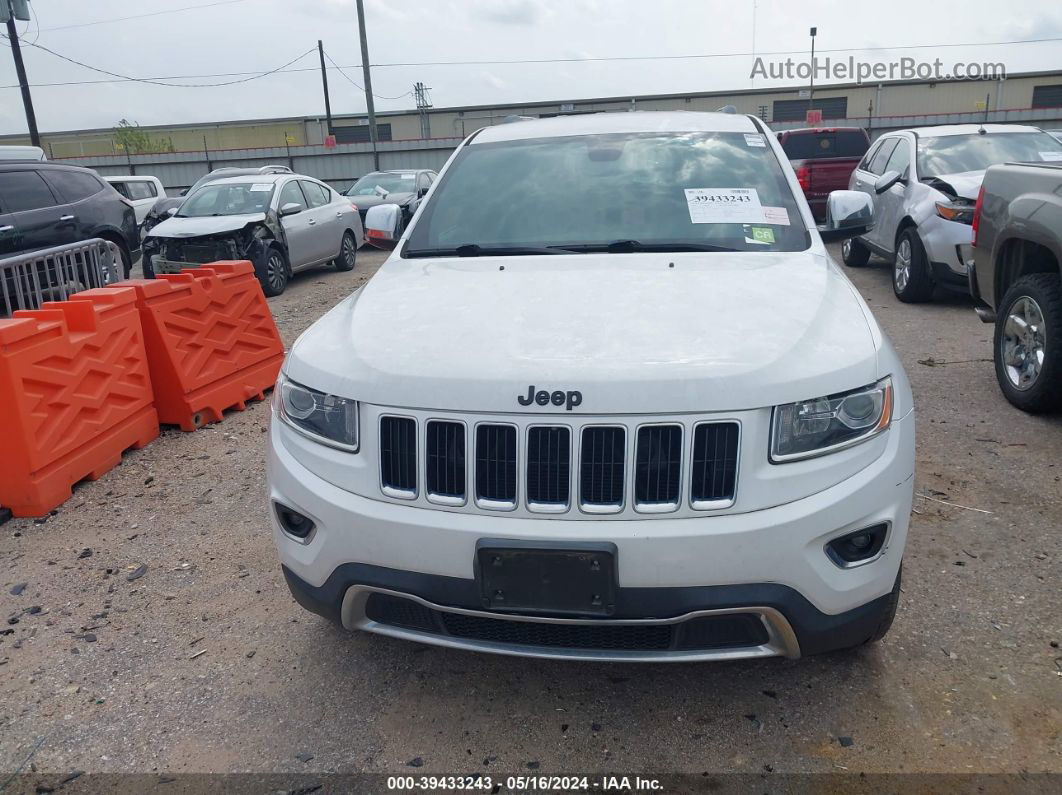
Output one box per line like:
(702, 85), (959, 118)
(1, 245), (1060, 787)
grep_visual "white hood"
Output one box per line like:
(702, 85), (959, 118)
(147, 212), (266, 238)
(930, 171), (984, 200)
(286, 251), (882, 414)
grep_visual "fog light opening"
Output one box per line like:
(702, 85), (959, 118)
(275, 503), (315, 539)
(827, 523), (888, 567)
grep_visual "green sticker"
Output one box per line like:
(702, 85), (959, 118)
(751, 227), (775, 243)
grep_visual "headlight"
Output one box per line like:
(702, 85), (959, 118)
(274, 373), (359, 452)
(770, 377), (893, 463)
(934, 200), (974, 224)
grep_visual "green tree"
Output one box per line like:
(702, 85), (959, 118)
(112, 119), (174, 154)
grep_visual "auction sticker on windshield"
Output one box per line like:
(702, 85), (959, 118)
(249, 183), (273, 192)
(685, 188), (766, 224)
(1039, 152), (1062, 162)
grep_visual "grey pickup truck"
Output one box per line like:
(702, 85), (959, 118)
(970, 161), (1062, 412)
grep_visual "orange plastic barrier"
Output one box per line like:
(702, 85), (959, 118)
(0, 288), (159, 518)
(110, 261), (285, 431)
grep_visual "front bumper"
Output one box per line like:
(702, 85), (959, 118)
(921, 214), (973, 282)
(268, 412), (914, 661)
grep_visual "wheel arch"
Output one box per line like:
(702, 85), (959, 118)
(994, 237), (1061, 307)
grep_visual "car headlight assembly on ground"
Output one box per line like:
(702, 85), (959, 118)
(274, 373), (359, 452)
(770, 377), (893, 463)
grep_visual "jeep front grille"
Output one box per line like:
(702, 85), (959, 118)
(377, 414), (739, 515)
(380, 416), (417, 497)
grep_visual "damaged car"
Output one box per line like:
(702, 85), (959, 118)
(842, 124), (1062, 303)
(344, 169), (436, 235)
(141, 173), (362, 296)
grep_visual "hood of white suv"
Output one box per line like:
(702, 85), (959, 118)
(286, 251), (881, 414)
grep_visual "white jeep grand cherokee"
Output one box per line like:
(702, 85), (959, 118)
(267, 112), (916, 662)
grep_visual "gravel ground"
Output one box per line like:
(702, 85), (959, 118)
(1, 245), (1059, 785)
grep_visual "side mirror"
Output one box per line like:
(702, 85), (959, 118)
(874, 170), (902, 194)
(166, 207), (178, 217)
(821, 190), (875, 243)
(417, 186), (429, 198)
(179, 188), (188, 196)
(280, 202), (304, 217)
(365, 203), (402, 250)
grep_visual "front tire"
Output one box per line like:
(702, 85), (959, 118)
(863, 566), (902, 646)
(333, 231), (357, 272)
(994, 273), (1062, 412)
(259, 246), (290, 297)
(892, 227), (934, 303)
(841, 237), (871, 267)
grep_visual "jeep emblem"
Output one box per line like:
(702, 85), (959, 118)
(518, 385), (583, 411)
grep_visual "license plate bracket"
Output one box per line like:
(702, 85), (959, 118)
(475, 540), (618, 616)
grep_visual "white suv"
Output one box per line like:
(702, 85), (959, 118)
(842, 124), (1062, 302)
(268, 112), (915, 662)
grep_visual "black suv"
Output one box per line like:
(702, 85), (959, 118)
(0, 162), (140, 276)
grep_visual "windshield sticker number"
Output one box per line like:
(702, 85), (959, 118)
(685, 188), (764, 224)
(249, 183), (273, 192)
(1039, 151), (1062, 162)
(744, 134), (766, 147)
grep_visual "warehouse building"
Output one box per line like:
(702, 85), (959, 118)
(2, 69), (1061, 159)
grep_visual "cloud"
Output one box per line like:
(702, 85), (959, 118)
(480, 71), (508, 90)
(472, 0), (542, 25)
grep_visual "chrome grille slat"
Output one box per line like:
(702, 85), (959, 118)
(580, 426), (625, 509)
(475, 424), (517, 507)
(634, 425), (682, 509)
(526, 426), (571, 508)
(426, 420), (465, 502)
(691, 422), (739, 507)
(380, 416), (417, 497)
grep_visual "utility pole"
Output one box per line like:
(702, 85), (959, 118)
(808, 26), (817, 114)
(354, 0), (379, 170)
(413, 81), (432, 139)
(3, 0), (40, 146)
(317, 40), (334, 136)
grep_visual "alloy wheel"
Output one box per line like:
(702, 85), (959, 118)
(343, 235), (356, 267)
(1001, 296), (1046, 390)
(894, 238), (912, 293)
(267, 252), (286, 292)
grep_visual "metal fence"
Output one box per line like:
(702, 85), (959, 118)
(0, 238), (122, 317)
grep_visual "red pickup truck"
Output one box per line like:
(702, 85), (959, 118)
(777, 127), (871, 223)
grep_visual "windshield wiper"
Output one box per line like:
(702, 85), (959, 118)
(406, 244), (574, 258)
(556, 240), (740, 253)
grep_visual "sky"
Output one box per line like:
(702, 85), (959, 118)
(1, 0), (1061, 135)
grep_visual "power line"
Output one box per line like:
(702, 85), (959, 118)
(363, 35), (1062, 68)
(13, 41), (319, 88)
(323, 50), (411, 101)
(3, 34), (1061, 91)
(36, 0), (248, 32)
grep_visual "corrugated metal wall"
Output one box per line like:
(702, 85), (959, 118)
(62, 138), (463, 192)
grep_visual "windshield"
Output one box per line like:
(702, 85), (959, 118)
(178, 182), (274, 217)
(917, 132), (1062, 176)
(347, 173), (416, 196)
(404, 131), (808, 255)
